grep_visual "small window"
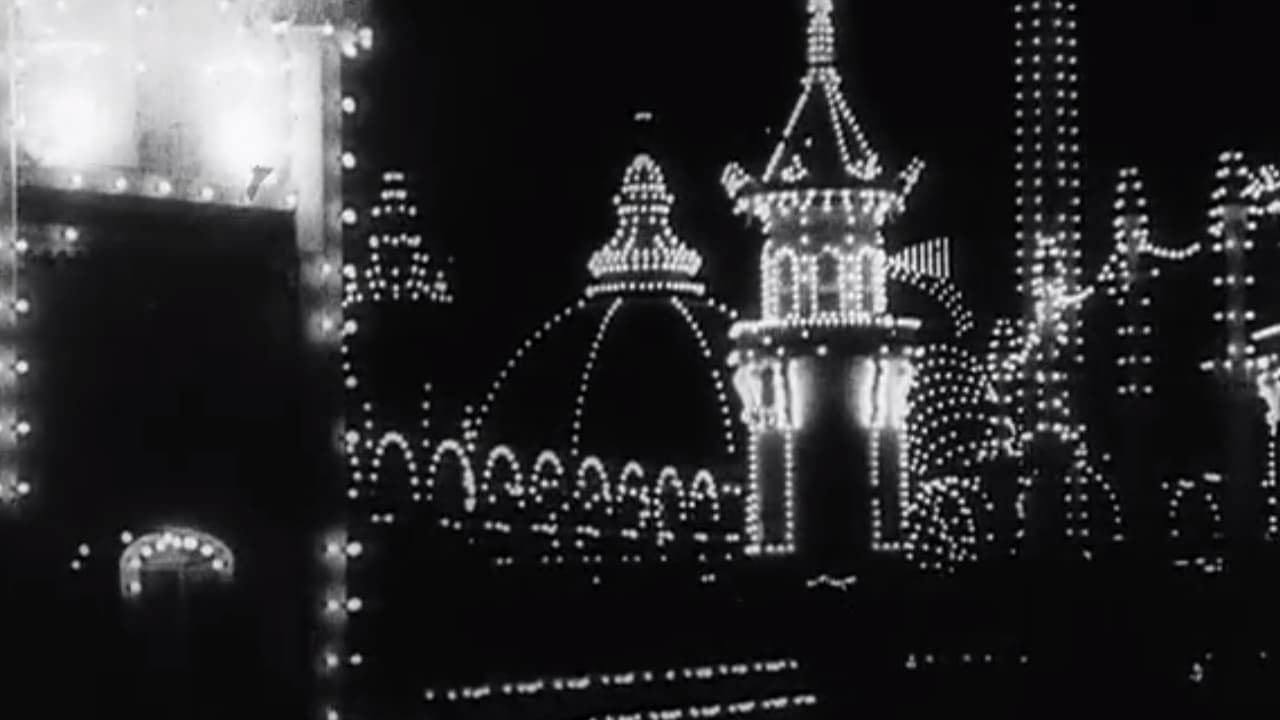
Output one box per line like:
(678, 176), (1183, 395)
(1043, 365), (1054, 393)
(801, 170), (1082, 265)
(775, 253), (797, 317)
(816, 253), (842, 314)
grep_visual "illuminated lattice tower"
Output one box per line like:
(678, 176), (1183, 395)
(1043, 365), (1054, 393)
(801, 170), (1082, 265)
(724, 0), (925, 571)
(1013, 0), (1083, 444)
(1010, 0), (1121, 557)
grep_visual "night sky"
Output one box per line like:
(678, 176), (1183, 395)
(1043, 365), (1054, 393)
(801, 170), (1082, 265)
(358, 0), (1280, 374)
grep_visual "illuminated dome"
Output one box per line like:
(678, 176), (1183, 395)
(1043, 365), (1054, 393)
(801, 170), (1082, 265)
(468, 152), (741, 472)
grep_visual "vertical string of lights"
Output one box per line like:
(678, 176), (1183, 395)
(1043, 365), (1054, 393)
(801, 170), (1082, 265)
(322, 3), (372, 719)
(1204, 150), (1262, 544)
(1205, 150), (1258, 382)
(1013, 0), (1097, 551)
(0, 1), (30, 506)
(1109, 167), (1155, 399)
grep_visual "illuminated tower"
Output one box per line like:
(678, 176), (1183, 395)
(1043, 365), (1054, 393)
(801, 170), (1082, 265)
(724, 0), (925, 572)
(1011, 0), (1121, 555)
(1013, 0), (1083, 442)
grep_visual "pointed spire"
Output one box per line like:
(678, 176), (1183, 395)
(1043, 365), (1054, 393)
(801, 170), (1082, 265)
(806, 0), (837, 67)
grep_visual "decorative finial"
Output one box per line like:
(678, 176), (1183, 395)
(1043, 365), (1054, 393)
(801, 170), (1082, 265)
(806, 0), (836, 67)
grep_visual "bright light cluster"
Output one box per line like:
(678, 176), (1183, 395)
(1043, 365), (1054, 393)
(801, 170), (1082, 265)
(118, 526), (234, 598)
(587, 154), (704, 283)
(422, 657), (800, 704)
(733, 358), (801, 555)
(342, 170), (453, 305)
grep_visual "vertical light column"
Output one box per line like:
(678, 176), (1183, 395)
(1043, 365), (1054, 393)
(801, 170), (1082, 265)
(1111, 167), (1154, 398)
(1206, 151), (1258, 381)
(294, 7), (372, 720)
(0, 3), (28, 506)
(1013, 0), (1082, 442)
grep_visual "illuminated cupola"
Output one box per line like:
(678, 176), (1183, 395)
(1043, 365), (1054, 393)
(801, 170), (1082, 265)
(586, 154), (705, 299)
(726, 0), (922, 573)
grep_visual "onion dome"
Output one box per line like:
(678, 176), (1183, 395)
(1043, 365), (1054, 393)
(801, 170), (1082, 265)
(470, 152), (741, 474)
(722, 0), (924, 217)
(586, 154), (705, 298)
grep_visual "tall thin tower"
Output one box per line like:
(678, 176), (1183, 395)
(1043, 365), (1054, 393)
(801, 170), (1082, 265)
(1013, 0), (1083, 443)
(1011, 1), (1122, 554)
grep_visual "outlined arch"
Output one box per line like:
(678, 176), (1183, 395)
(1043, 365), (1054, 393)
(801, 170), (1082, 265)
(770, 246), (801, 318)
(372, 431), (420, 501)
(611, 460), (646, 538)
(429, 439), (477, 514)
(1164, 474), (1225, 549)
(653, 466), (688, 533)
(815, 247), (843, 314)
(120, 527), (235, 598)
(484, 444), (524, 508)
(531, 450), (567, 520)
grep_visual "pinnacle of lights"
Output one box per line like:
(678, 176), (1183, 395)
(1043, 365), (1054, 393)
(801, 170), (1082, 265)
(587, 154), (703, 282)
(806, 0), (837, 67)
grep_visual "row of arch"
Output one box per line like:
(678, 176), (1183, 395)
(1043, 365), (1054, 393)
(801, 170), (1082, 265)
(358, 434), (747, 548)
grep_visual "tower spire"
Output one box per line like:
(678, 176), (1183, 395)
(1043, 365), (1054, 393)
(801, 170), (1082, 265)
(806, 0), (836, 67)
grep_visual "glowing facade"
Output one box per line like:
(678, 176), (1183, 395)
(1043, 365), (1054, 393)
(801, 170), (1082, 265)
(725, 0), (924, 568)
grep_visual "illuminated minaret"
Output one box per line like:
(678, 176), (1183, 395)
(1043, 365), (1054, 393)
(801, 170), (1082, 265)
(724, 0), (925, 572)
(1013, 0), (1083, 444)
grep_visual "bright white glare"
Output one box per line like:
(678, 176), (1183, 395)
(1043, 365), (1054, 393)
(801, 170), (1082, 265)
(23, 91), (103, 167)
